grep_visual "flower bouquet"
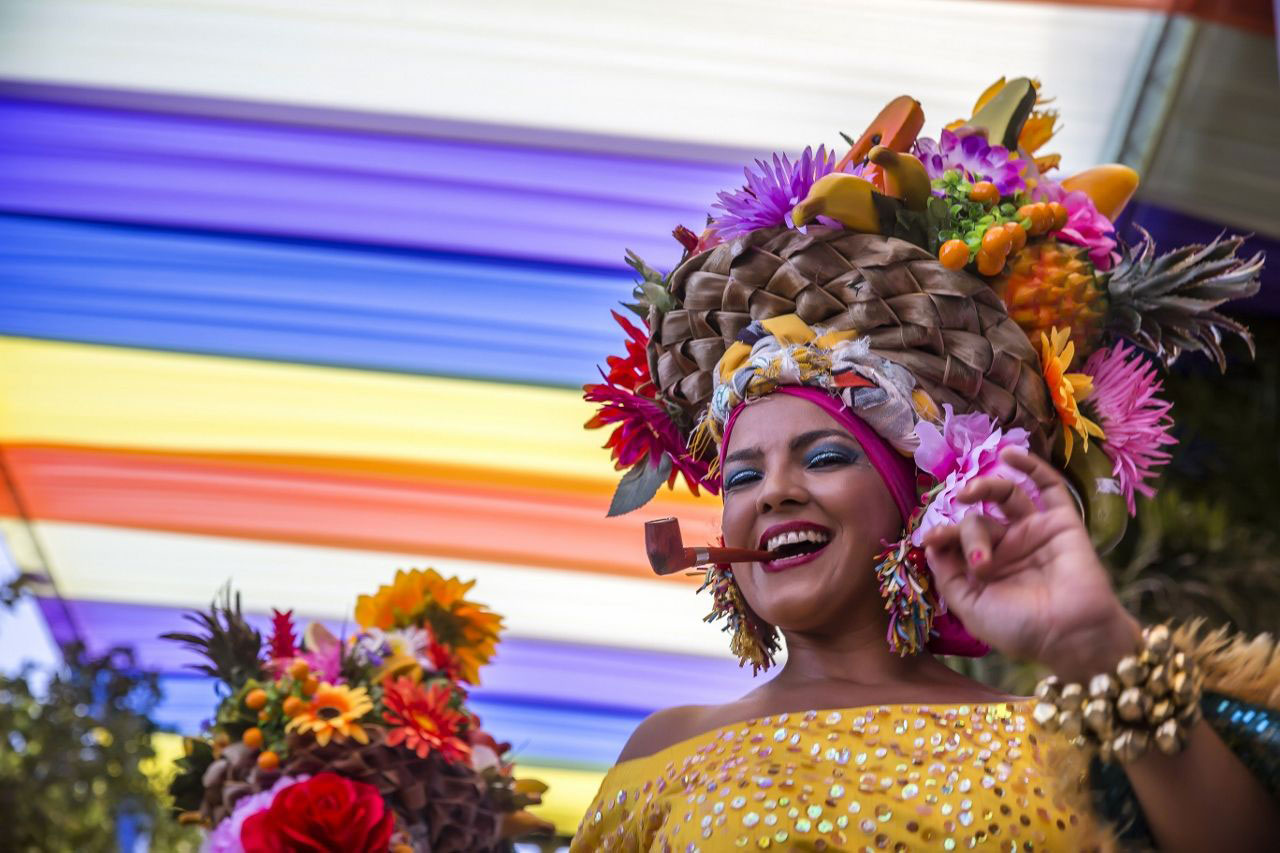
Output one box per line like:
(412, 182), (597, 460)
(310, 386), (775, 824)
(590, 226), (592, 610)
(164, 568), (552, 852)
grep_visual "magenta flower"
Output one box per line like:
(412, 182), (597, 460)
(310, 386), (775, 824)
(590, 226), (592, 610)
(204, 775), (308, 853)
(1081, 342), (1175, 514)
(911, 405), (1040, 546)
(1035, 180), (1118, 270)
(710, 145), (841, 239)
(913, 130), (1027, 196)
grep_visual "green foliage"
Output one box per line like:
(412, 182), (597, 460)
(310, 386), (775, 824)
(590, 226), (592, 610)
(0, 579), (201, 851)
(621, 250), (674, 319)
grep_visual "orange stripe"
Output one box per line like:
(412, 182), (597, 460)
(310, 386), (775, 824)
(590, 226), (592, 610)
(993, 0), (1272, 33)
(0, 445), (722, 579)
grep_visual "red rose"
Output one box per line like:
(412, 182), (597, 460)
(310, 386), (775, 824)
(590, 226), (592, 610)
(240, 773), (394, 852)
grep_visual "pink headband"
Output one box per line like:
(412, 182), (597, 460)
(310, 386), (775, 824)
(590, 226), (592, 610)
(718, 384), (988, 658)
(718, 385), (917, 523)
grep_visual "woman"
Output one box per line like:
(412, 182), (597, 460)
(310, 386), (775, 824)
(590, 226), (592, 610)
(577, 79), (1276, 850)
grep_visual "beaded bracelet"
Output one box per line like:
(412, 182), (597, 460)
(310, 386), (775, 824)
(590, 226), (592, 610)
(1031, 624), (1203, 763)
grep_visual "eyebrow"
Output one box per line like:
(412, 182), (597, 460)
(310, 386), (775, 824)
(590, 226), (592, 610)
(723, 429), (856, 466)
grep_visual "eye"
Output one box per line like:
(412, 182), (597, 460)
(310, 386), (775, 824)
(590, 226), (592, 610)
(806, 446), (859, 468)
(724, 467), (761, 490)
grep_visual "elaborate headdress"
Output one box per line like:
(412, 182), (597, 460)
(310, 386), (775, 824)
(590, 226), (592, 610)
(585, 78), (1263, 668)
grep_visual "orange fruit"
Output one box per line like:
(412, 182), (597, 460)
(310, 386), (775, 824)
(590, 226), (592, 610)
(288, 660), (310, 680)
(302, 676), (319, 696)
(981, 226), (1009, 254)
(976, 249), (1005, 276)
(1005, 222), (1027, 252)
(257, 750), (280, 771)
(242, 727), (263, 749)
(1048, 201), (1069, 231)
(938, 239), (969, 270)
(244, 688), (268, 710)
(282, 696), (305, 718)
(969, 181), (999, 204)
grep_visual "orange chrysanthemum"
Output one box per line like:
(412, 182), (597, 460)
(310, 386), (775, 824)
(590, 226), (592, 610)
(382, 676), (471, 764)
(1039, 327), (1105, 462)
(354, 568), (502, 685)
(285, 683), (372, 747)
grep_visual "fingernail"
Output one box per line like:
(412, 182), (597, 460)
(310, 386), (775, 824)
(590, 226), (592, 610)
(969, 550), (985, 565)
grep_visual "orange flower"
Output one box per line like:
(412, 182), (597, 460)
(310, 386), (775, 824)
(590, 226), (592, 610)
(354, 569), (502, 685)
(382, 677), (471, 764)
(1039, 327), (1105, 462)
(285, 683), (372, 746)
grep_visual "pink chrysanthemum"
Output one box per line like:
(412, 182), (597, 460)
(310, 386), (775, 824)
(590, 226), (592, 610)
(710, 146), (841, 239)
(911, 405), (1040, 545)
(1035, 180), (1118, 270)
(1081, 342), (1176, 514)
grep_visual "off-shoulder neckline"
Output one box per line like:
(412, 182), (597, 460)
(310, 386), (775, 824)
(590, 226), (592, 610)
(609, 698), (1032, 772)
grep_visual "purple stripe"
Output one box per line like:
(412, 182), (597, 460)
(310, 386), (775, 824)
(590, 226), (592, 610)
(38, 597), (753, 714)
(0, 88), (744, 272)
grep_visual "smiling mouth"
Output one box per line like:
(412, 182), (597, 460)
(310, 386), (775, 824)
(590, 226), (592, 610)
(759, 528), (831, 572)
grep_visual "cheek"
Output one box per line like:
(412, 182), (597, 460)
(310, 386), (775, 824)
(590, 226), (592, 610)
(720, 496), (752, 548)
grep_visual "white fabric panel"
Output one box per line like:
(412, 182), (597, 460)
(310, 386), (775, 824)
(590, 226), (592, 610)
(17, 519), (732, 658)
(1, 0), (1156, 166)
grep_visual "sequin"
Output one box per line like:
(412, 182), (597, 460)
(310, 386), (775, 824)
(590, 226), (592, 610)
(571, 702), (1092, 851)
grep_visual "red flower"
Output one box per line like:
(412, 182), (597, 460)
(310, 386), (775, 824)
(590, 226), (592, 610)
(239, 773), (393, 853)
(382, 677), (472, 764)
(427, 637), (461, 682)
(267, 609), (297, 664)
(583, 312), (714, 495)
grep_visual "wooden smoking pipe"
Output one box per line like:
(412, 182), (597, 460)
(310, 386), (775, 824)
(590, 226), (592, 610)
(644, 517), (775, 576)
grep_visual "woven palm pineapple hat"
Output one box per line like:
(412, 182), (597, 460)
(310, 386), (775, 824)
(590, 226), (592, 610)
(585, 77), (1263, 663)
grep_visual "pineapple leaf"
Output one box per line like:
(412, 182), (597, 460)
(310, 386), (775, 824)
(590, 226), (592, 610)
(1102, 227), (1262, 370)
(160, 585), (264, 688)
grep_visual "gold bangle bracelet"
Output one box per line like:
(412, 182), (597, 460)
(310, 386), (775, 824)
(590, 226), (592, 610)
(1031, 624), (1203, 763)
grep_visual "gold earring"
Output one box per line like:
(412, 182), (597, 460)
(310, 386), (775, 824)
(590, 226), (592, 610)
(700, 563), (780, 674)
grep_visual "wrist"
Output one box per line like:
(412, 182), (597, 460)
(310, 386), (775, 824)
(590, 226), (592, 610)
(1043, 607), (1142, 683)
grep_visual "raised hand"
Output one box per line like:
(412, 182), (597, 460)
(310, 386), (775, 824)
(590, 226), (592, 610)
(921, 446), (1140, 681)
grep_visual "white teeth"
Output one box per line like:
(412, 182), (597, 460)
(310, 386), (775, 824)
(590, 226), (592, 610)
(765, 529), (831, 552)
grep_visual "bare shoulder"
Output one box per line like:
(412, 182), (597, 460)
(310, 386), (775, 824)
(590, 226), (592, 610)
(616, 705), (713, 764)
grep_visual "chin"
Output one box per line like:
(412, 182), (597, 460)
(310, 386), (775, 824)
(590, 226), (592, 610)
(748, 562), (843, 630)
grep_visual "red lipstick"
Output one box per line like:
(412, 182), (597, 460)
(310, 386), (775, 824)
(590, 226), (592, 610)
(757, 521), (833, 573)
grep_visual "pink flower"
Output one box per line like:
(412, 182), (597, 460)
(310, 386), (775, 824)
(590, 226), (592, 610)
(911, 406), (1040, 545)
(203, 775), (308, 853)
(1081, 342), (1176, 514)
(1036, 181), (1117, 270)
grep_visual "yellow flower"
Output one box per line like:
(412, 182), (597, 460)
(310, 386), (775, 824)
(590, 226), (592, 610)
(285, 683), (372, 746)
(1039, 327), (1105, 463)
(355, 568), (503, 685)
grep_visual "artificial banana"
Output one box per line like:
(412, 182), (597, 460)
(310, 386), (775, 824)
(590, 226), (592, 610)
(1061, 164), (1140, 222)
(868, 145), (931, 211)
(791, 173), (883, 234)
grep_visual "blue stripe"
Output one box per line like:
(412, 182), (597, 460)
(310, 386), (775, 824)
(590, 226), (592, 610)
(0, 215), (632, 386)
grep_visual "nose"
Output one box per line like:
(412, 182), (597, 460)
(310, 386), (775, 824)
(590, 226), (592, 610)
(755, 461), (811, 516)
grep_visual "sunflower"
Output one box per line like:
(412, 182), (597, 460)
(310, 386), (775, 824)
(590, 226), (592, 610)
(285, 683), (372, 746)
(1039, 327), (1104, 462)
(382, 677), (471, 764)
(354, 568), (502, 685)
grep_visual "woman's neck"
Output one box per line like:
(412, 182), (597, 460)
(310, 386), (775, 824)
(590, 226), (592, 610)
(769, 618), (961, 691)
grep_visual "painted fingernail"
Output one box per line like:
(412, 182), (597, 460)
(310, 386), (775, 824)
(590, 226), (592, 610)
(969, 550), (985, 565)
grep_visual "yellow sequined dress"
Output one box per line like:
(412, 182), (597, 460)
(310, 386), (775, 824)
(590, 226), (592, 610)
(571, 701), (1099, 852)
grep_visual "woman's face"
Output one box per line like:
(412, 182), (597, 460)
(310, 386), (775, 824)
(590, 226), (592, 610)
(720, 394), (902, 636)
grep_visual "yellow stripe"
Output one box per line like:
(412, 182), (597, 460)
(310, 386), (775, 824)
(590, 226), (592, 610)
(0, 337), (699, 500)
(149, 733), (600, 836)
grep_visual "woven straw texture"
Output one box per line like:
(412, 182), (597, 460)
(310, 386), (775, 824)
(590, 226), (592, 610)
(650, 228), (1058, 455)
